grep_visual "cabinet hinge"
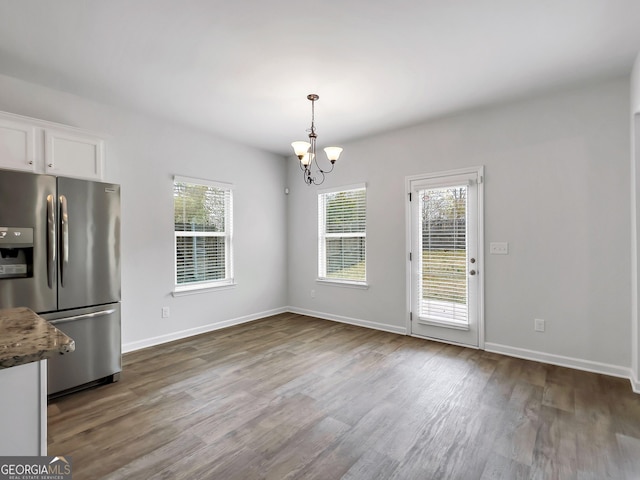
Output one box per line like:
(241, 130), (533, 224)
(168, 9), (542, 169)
(410, 312), (413, 321)
(408, 192), (412, 202)
(409, 252), (412, 261)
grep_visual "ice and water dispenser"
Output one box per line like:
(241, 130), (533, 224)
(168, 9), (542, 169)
(0, 227), (34, 279)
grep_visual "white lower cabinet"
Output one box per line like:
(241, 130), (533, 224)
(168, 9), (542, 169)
(0, 361), (47, 456)
(0, 111), (105, 180)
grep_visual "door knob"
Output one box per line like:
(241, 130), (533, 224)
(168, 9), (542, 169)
(469, 269), (476, 276)
(470, 258), (476, 264)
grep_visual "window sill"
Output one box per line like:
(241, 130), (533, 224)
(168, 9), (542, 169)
(316, 278), (369, 290)
(172, 281), (237, 297)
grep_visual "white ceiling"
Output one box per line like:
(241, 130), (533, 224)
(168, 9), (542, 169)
(1, 0), (639, 156)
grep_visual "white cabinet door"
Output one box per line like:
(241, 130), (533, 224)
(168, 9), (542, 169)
(0, 111), (106, 180)
(0, 117), (36, 172)
(45, 129), (104, 180)
(0, 361), (47, 455)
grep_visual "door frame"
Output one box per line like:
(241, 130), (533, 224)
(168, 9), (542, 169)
(405, 166), (485, 349)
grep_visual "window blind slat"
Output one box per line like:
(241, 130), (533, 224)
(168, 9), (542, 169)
(419, 185), (468, 321)
(174, 182), (230, 233)
(319, 187), (366, 282)
(174, 179), (233, 287)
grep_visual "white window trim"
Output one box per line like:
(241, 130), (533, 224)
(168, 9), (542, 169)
(173, 175), (235, 294)
(317, 182), (368, 287)
(317, 182), (366, 195)
(172, 281), (236, 297)
(174, 175), (233, 191)
(316, 278), (369, 289)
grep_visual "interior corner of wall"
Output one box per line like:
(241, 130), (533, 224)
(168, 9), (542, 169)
(631, 367), (640, 394)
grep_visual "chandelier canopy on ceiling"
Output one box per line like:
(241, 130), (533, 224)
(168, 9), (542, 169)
(291, 94), (343, 186)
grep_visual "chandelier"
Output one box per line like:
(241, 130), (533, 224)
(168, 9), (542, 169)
(291, 94), (343, 185)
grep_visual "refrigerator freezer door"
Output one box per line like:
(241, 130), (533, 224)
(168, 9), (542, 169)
(43, 303), (121, 395)
(57, 177), (120, 310)
(0, 170), (57, 312)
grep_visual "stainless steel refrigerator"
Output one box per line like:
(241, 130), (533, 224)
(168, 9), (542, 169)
(0, 168), (121, 396)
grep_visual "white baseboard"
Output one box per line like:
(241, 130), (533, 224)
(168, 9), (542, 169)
(287, 306), (407, 335)
(121, 307), (638, 395)
(122, 307), (288, 353)
(485, 342), (633, 384)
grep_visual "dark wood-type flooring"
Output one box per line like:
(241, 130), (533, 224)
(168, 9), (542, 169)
(48, 313), (640, 479)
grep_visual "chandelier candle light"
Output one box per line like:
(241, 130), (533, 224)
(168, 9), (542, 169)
(291, 94), (343, 185)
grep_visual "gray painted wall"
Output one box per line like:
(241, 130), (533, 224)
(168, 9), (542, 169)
(0, 73), (289, 348)
(0, 71), (632, 374)
(287, 78), (631, 369)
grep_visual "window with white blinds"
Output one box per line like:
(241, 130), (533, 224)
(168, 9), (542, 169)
(318, 184), (366, 284)
(419, 185), (468, 324)
(174, 176), (233, 291)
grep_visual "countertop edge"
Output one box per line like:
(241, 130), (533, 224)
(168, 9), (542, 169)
(0, 307), (76, 370)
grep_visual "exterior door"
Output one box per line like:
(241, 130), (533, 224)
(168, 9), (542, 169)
(408, 167), (483, 347)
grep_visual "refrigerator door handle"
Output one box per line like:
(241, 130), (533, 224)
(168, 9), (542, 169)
(46, 194), (56, 289)
(49, 308), (116, 325)
(59, 194), (69, 287)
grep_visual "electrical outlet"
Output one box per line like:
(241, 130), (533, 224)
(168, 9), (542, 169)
(162, 306), (170, 318)
(534, 318), (545, 332)
(311, 289), (316, 298)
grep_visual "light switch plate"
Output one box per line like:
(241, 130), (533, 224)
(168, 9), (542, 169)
(490, 242), (509, 255)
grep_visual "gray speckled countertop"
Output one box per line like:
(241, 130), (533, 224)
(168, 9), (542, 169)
(0, 307), (75, 369)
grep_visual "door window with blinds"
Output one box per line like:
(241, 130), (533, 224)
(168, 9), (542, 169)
(173, 176), (233, 291)
(318, 184), (367, 285)
(419, 185), (468, 325)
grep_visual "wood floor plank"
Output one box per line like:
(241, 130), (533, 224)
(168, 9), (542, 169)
(262, 416), (351, 480)
(341, 449), (399, 480)
(47, 313), (640, 480)
(542, 381), (575, 413)
(616, 433), (640, 480)
(480, 453), (531, 480)
(101, 433), (207, 480)
(530, 406), (579, 480)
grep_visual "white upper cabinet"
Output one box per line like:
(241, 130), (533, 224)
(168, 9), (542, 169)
(44, 129), (104, 180)
(0, 111), (105, 180)
(0, 116), (37, 172)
